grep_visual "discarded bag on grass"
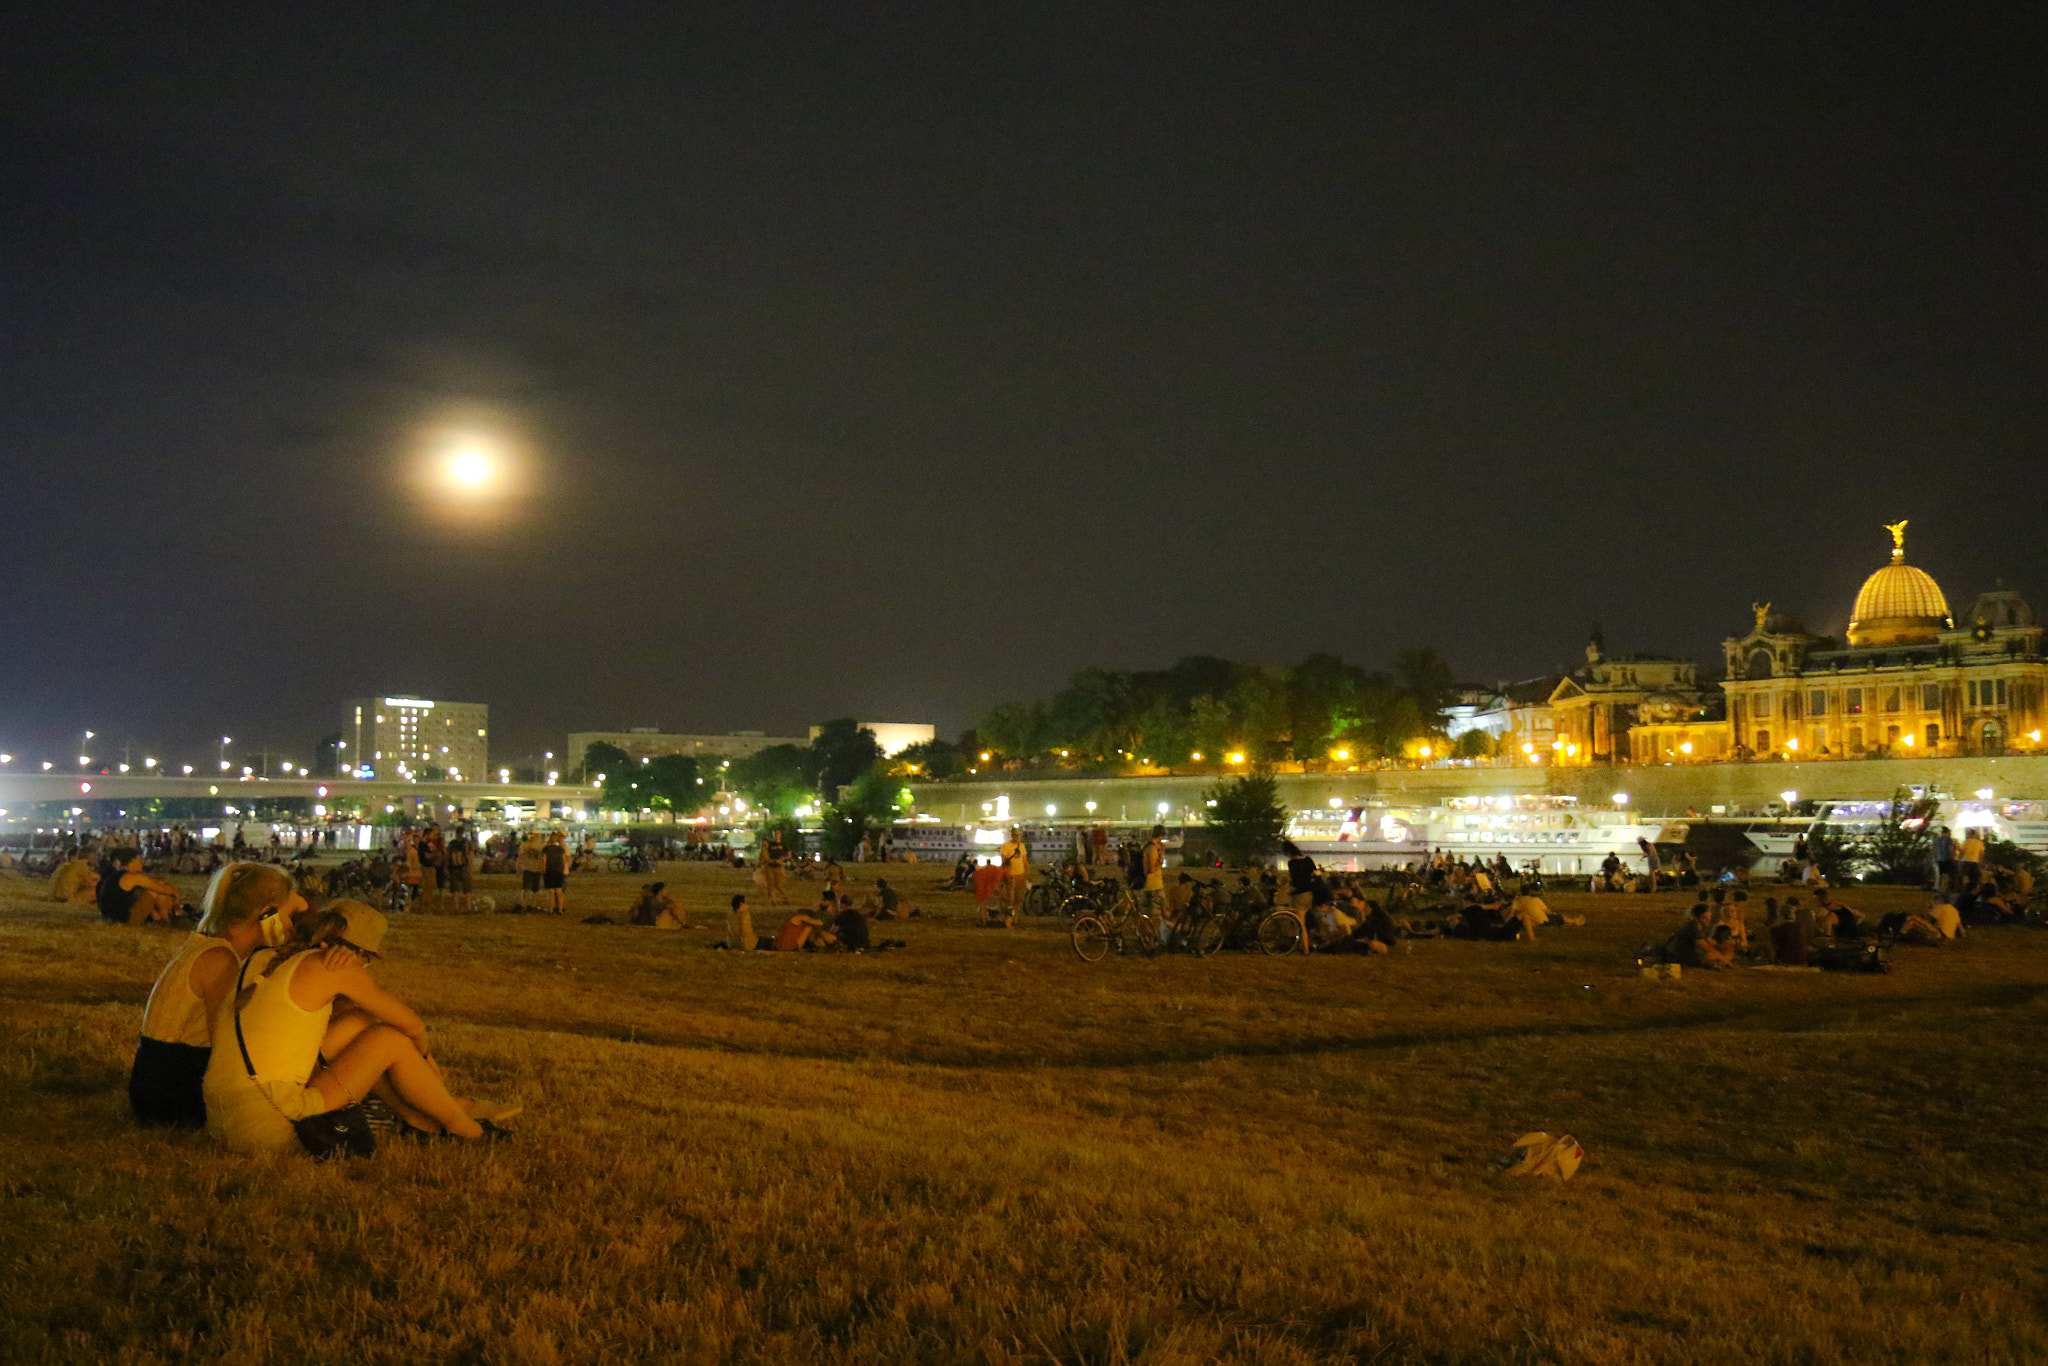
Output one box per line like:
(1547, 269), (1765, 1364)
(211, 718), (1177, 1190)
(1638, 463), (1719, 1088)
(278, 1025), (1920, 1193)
(1496, 1131), (1584, 1181)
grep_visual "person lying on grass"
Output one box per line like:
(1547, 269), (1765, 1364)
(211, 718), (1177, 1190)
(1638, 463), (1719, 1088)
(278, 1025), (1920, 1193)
(1813, 889), (1864, 940)
(203, 899), (510, 1151)
(130, 863), (358, 1129)
(1879, 893), (1961, 942)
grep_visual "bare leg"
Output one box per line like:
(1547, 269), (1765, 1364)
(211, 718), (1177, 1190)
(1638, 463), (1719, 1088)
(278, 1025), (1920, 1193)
(310, 1024), (483, 1138)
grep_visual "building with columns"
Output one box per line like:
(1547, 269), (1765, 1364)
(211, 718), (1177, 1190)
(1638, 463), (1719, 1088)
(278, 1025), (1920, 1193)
(1720, 523), (2048, 759)
(1548, 629), (1719, 765)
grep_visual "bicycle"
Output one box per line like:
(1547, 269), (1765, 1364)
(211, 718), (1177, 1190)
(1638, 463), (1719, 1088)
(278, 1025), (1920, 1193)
(1070, 883), (1162, 961)
(1256, 905), (1310, 955)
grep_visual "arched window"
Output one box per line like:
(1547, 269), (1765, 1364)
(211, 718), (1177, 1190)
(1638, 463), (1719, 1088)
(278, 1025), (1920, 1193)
(1747, 649), (1773, 680)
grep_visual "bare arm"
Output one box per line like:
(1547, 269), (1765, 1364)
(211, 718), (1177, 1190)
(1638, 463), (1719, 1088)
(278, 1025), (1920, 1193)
(187, 943), (241, 1037)
(290, 959), (429, 1052)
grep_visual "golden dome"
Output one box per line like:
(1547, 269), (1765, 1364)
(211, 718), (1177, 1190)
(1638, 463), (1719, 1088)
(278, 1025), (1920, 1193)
(1847, 522), (1950, 646)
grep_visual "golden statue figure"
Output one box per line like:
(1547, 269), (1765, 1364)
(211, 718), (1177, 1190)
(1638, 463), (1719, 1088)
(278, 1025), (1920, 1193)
(1885, 519), (1909, 560)
(1752, 601), (1770, 633)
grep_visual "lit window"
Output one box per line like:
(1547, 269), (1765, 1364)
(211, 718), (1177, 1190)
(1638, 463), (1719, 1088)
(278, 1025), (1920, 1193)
(1845, 689), (1863, 715)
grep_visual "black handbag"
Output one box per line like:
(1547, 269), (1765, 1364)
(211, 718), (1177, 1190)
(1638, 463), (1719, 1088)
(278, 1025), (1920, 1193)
(231, 953), (377, 1160)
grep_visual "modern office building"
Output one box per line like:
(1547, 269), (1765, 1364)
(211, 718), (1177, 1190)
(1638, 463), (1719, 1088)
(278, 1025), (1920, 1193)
(345, 697), (490, 780)
(566, 729), (809, 771)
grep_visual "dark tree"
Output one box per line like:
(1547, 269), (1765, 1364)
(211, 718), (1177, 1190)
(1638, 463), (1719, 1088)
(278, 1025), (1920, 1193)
(1203, 767), (1289, 867)
(810, 719), (885, 795)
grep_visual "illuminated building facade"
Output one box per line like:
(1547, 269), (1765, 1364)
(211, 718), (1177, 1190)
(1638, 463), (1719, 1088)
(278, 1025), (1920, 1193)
(1548, 630), (1718, 765)
(1720, 523), (2048, 758)
(346, 697), (489, 780)
(567, 729), (809, 769)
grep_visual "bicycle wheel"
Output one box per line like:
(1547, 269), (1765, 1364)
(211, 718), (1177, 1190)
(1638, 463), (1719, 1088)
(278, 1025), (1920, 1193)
(1124, 913), (1161, 955)
(1071, 916), (1112, 962)
(1258, 909), (1304, 955)
(1057, 895), (1094, 920)
(1187, 915), (1225, 957)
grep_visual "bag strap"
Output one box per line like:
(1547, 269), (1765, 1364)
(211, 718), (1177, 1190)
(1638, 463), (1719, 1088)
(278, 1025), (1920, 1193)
(230, 949), (267, 1078)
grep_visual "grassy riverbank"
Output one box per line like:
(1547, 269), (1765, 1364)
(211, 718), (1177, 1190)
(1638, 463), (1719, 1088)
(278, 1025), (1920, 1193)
(3, 865), (2044, 1363)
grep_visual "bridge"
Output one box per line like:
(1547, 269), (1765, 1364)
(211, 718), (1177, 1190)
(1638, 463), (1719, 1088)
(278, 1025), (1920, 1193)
(0, 772), (604, 819)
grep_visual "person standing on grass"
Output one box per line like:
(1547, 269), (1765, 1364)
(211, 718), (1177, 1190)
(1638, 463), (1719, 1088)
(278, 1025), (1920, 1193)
(516, 831), (544, 911)
(543, 831), (569, 914)
(999, 827), (1030, 925)
(1282, 840), (1316, 915)
(1957, 830), (1985, 890)
(443, 828), (473, 913)
(763, 832), (789, 905)
(1140, 825), (1168, 918)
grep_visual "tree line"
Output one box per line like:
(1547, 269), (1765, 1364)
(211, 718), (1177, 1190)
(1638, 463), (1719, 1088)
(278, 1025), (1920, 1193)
(901, 650), (1471, 778)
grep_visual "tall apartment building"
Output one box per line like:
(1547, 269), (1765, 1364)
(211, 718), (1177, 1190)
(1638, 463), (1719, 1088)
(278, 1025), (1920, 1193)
(345, 697), (490, 779)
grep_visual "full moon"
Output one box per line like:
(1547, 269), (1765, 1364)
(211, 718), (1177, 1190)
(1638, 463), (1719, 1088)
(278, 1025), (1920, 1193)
(449, 446), (494, 487)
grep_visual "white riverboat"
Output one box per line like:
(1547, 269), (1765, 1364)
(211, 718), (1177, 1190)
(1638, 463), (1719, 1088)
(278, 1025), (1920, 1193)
(1748, 795), (2048, 861)
(1285, 795), (1680, 875)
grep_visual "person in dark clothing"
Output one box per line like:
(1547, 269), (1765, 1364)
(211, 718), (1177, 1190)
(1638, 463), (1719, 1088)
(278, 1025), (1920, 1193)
(833, 903), (871, 952)
(1282, 841), (1317, 913)
(1664, 905), (1712, 967)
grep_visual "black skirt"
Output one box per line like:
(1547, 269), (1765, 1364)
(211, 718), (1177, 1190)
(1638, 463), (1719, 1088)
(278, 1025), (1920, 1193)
(129, 1037), (211, 1129)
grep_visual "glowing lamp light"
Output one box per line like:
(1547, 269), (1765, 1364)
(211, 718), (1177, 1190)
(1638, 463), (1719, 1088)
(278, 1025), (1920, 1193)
(1679, 741), (1694, 755)
(0, 754), (10, 763)
(1045, 803), (1057, 816)
(1226, 752), (1245, 764)
(79, 782), (91, 793)
(2031, 730), (2044, 743)
(78, 755), (90, 766)
(118, 764), (129, 773)
(1418, 746), (1433, 759)
(1780, 790), (1799, 806)
(1612, 792), (1629, 807)
(41, 761), (52, 771)
(1902, 734), (1916, 748)
(1329, 798), (1344, 808)
(1332, 749), (1350, 761)
(1085, 801), (1097, 813)
(1977, 787), (1995, 801)
(143, 757), (156, 768)
(1156, 802), (1170, 815)
(1785, 738), (1799, 752)
(980, 752), (992, 761)
(1191, 751), (1203, 761)
(181, 765), (193, 775)
(1521, 743), (1536, 756)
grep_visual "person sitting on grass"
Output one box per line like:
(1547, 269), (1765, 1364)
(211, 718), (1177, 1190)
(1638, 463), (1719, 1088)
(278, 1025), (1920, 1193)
(775, 903), (831, 952)
(833, 899), (871, 952)
(202, 899), (509, 1151)
(724, 893), (756, 951)
(1662, 904), (1712, 968)
(1813, 888), (1864, 940)
(50, 852), (100, 905)
(1701, 925), (1737, 970)
(1878, 891), (1960, 943)
(97, 847), (183, 925)
(629, 882), (686, 928)
(130, 863), (355, 1129)
(874, 878), (901, 920)
(1510, 888), (1551, 932)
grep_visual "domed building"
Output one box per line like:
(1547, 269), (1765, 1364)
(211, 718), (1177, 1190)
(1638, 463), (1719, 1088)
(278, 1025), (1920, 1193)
(1718, 522), (2046, 758)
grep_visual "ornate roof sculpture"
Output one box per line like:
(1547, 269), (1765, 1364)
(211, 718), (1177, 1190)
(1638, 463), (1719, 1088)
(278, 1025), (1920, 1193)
(1847, 519), (1952, 646)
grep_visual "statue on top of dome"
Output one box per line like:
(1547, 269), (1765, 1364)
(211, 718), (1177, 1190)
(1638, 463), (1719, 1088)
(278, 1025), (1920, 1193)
(1885, 519), (1909, 562)
(1751, 601), (1771, 633)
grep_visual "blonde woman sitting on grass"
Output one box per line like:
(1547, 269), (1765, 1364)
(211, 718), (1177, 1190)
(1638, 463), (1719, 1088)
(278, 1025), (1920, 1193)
(203, 899), (512, 1151)
(131, 863), (355, 1128)
(49, 853), (99, 904)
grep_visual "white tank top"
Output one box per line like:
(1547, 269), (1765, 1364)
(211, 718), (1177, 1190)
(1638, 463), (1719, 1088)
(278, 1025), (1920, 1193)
(141, 934), (238, 1048)
(223, 949), (333, 1084)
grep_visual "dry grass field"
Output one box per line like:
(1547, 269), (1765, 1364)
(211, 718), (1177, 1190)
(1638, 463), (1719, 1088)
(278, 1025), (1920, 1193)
(4, 861), (2047, 1364)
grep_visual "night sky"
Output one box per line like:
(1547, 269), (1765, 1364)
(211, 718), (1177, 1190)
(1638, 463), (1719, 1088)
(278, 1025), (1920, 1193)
(4, 5), (2045, 767)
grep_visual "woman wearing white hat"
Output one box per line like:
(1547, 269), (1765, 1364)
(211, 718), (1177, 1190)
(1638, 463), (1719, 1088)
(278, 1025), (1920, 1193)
(203, 899), (508, 1152)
